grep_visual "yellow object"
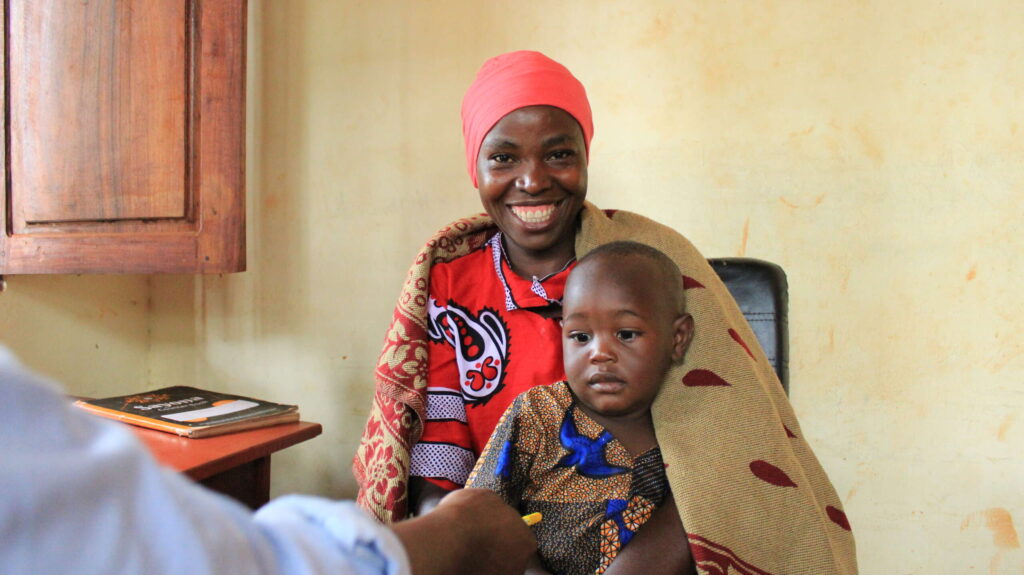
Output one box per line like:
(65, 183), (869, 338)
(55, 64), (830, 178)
(522, 512), (542, 526)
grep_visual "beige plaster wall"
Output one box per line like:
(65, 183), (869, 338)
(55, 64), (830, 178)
(1, 1), (1020, 572)
(0, 274), (151, 396)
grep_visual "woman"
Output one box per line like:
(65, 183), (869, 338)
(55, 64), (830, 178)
(355, 51), (857, 574)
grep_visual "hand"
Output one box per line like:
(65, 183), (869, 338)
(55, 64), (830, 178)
(440, 489), (538, 574)
(392, 488), (536, 575)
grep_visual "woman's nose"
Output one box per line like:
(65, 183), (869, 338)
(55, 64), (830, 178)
(516, 161), (551, 195)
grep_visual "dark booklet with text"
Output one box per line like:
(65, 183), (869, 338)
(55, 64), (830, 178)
(74, 386), (299, 438)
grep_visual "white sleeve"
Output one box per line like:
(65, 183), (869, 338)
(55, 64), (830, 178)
(0, 346), (410, 575)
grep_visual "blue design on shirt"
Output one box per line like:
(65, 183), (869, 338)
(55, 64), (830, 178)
(556, 408), (629, 479)
(495, 439), (515, 479)
(604, 498), (635, 546)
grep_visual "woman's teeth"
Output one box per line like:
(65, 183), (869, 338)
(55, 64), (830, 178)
(511, 204), (556, 223)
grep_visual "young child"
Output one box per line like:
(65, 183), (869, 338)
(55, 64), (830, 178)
(466, 241), (695, 575)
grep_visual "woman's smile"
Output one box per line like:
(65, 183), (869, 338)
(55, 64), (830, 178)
(509, 201), (561, 226)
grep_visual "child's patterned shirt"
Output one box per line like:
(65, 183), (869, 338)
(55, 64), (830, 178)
(467, 381), (669, 575)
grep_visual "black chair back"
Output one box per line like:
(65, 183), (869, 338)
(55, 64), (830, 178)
(709, 258), (789, 395)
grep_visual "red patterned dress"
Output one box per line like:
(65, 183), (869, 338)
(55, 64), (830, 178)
(410, 233), (575, 490)
(467, 381), (668, 575)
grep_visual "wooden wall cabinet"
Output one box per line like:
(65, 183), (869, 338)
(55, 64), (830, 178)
(1, 0), (246, 274)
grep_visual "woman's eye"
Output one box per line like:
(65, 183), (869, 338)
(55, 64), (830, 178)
(617, 330), (640, 342)
(490, 153), (514, 163)
(569, 332), (591, 344)
(548, 149), (574, 161)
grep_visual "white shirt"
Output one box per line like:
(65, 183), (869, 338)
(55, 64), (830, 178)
(0, 346), (410, 575)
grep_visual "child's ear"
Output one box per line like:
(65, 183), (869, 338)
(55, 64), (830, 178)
(671, 314), (695, 362)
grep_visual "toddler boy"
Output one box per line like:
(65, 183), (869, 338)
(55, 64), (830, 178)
(467, 241), (695, 575)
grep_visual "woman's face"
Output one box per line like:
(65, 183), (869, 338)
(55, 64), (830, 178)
(476, 106), (588, 276)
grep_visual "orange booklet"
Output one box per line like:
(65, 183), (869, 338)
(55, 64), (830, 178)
(75, 386), (299, 439)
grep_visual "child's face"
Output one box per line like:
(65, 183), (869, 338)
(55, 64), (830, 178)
(561, 258), (693, 422)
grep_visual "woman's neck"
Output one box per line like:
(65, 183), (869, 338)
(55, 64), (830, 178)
(502, 237), (575, 279)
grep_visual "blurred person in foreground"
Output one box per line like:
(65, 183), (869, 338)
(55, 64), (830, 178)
(0, 344), (534, 575)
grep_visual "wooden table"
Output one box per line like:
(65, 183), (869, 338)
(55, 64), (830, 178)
(133, 421), (322, 509)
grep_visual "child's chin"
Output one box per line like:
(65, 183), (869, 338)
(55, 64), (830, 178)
(590, 402), (631, 417)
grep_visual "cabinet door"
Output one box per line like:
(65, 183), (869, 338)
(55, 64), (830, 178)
(1, 0), (246, 274)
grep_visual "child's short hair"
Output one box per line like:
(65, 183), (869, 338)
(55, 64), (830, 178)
(577, 241), (686, 313)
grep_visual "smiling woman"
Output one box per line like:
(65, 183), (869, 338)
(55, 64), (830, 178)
(353, 50), (858, 575)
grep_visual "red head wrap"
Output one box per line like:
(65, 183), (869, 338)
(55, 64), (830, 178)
(461, 50), (594, 187)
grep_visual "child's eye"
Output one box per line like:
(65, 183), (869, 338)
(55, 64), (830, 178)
(617, 330), (641, 342)
(569, 332), (592, 344)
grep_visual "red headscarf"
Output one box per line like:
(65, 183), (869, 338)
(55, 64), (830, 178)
(461, 51), (594, 187)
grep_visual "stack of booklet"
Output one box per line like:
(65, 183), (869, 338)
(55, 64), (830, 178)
(74, 386), (299, 439)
